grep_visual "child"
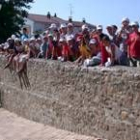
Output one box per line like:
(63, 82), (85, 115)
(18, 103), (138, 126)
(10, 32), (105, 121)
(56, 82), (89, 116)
(75, 35), (91, 65)
(60, 37), (71, 62)
(102, 35), (122, 67)
(84, 39), (101, 67)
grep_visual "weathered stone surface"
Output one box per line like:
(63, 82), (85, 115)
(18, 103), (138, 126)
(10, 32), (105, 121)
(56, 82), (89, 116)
(121, 111), (129, 120)
(1, 57), (140, 140)
(0, 108), (96, 140)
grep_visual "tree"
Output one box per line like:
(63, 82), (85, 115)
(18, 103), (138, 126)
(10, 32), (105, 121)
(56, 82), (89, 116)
(47, 11), (51, 19)
(54, 13), (57, 18)
(0, 0), (34, 43)
(82, 18), (86, 24)
(68, 16), (73, 23)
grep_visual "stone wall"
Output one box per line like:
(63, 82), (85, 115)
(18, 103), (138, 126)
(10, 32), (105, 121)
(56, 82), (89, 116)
(0, 57), (140, 140)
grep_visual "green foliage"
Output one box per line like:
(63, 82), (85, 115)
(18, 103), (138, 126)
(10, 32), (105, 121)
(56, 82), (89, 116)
(0, 0), (34, 43)
(82, 18), (86, 24)
(68, 16), (73, 23)
(47, 11), (51, 19)
(54, 13), (57, 18)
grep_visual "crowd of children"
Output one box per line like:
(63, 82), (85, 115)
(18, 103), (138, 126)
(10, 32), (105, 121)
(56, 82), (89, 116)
(1, 17), (140, 67)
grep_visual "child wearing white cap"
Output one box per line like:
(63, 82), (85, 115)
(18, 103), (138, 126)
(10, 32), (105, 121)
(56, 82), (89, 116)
(127, 21), (140, 67)
(84, 39), (101, 67)
(66, 22), (75, 41)
(115, 17), (131, 66)
(60, 23), (67, 39)
(102, 35), (123, 67)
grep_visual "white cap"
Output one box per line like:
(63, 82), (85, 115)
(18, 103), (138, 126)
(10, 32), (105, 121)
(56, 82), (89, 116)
(89, 39), (97, 45)
(60, 23), (67, 29)
(4, 42), (9, 50)
(82, 24), (89, 31)
(7, 38), (12, 41)
(45, 30), (49, 34)
(97, 25), (103, 30)
(66, 35), (73, 41)
(67, 23), (73, 27)
(14, 38), (21, 42)
(29, 37), (35, 41)
(37, 37), (42, 41)
(130, 21), (139, 27)
(48, 33), (53, 37)
(11, 34), (16, 40)
(106, 25), (112, 29)
(23, 38), (28, 42)
(59, 37), (65, 42)
(122, 17), (130, 23)
(49, 23), (57, 29)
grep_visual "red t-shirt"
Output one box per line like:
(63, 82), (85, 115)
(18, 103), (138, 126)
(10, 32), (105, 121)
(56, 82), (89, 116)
(57, 45), (62, 57)
(62, 44), (71, 57)
(100, 42), (109, 65)
(127, 32), (140, 58)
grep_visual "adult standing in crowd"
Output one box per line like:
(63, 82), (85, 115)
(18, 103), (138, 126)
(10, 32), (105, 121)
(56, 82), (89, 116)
(21, 28), (29, 42)
(117, 18), (131, 65)
(127, 22), (140, 67)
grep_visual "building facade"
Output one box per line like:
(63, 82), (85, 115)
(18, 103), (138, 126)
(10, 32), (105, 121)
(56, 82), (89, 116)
(24, 13), (95, 36)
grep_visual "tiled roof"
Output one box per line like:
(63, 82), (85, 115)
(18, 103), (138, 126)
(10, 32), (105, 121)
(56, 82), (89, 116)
(28, 13), (65, 24)
(28, 13), (95, 28)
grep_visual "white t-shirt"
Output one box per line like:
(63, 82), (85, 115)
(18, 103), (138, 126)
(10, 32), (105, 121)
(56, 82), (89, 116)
(105, 43), (122, 60)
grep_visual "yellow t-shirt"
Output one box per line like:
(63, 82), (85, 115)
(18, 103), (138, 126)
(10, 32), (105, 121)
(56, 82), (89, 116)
(24, 45), (29, 53)
(80, 45), (91, 58)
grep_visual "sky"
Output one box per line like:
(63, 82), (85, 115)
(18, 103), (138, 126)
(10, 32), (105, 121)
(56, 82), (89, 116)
(29, 0), (140, 27)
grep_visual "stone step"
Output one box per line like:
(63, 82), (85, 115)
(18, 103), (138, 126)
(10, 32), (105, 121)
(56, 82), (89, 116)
(0, 108), (102, 140)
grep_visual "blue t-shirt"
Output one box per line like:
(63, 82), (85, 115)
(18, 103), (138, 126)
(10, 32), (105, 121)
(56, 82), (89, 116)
(21, 34), (28, 41)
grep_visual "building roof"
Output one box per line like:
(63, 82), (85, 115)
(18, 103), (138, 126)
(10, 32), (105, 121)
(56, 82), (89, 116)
(28, 13), (95, 28)
(28, 13), (65, 24)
